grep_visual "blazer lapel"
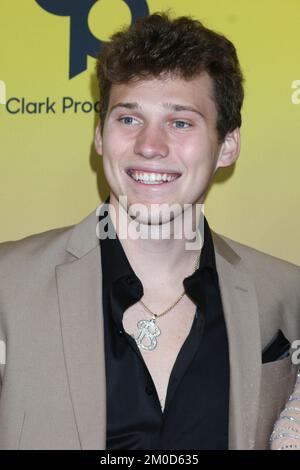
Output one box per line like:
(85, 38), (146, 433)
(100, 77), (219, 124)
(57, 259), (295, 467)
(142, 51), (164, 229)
(212, 232), (262, 449)
(55, 205), (107, 449)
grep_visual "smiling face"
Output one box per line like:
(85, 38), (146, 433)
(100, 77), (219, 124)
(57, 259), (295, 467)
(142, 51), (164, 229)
(95, 73), (240, 225)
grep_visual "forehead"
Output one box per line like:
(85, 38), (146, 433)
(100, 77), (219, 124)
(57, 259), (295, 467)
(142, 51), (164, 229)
(108, 73), (217, 117)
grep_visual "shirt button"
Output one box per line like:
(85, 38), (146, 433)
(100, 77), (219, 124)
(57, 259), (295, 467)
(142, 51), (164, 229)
(145, 385), (154, 395)
(125, 276), (136, 285)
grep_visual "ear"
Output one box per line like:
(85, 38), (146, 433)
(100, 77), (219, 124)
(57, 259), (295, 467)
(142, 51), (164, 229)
(94, 121), (103, 156)
(215, 127), (240, 170)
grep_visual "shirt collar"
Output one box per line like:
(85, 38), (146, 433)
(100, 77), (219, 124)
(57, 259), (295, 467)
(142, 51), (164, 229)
(99, 195), (217, 290)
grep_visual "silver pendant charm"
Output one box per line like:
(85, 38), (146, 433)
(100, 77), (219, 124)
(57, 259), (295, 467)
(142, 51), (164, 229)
(133, 317), (161, 351)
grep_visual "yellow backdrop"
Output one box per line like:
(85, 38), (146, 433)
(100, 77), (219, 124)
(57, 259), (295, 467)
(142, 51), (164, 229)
(1, 0), (299, 264)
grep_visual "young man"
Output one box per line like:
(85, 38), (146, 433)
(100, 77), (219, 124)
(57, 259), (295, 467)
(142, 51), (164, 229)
(0, 13), (299, 450)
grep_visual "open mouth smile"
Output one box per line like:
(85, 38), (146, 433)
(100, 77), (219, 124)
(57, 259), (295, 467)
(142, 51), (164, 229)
(126, 169), (181, 185)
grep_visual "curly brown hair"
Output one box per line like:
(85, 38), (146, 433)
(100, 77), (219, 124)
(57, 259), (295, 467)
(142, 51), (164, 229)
(96, 11), (244, 142)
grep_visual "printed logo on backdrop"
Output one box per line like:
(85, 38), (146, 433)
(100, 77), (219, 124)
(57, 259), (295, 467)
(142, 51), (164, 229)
(35, 0), (150, 79)
(0, 1), (149, 117)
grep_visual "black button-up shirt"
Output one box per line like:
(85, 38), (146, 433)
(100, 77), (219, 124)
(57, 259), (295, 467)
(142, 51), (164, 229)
(98, 199), (230, 450)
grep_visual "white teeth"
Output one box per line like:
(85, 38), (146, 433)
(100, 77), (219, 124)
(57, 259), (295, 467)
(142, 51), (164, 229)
(129, 171), (179, 184)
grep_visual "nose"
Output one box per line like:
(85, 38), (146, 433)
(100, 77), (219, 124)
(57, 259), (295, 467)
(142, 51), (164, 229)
(133, 123), (169, 159)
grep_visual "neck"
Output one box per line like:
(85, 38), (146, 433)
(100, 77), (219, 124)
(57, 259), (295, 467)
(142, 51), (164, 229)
(106, 194), (204, 282)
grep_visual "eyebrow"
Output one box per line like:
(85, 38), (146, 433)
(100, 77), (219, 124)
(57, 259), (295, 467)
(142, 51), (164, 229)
(109, 102), (204, 118)
(164, 103), (204, 118)
(109, 102), (138, 113)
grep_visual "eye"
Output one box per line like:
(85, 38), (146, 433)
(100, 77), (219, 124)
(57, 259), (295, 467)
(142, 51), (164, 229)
(118, 116), (139, 126)
(172, 120), (192, 129)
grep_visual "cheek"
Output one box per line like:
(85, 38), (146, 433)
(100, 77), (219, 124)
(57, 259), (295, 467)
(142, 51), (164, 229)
(101, 139), (130, 186)
(102, 129), (132, 162)
(181, 140), (215, 173)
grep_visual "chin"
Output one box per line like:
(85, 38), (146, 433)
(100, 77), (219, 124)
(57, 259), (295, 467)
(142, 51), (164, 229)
(128, 202), (185, 226)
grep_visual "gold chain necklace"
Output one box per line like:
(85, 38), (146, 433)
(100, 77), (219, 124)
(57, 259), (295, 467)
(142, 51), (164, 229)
(133, 250), (201, 351)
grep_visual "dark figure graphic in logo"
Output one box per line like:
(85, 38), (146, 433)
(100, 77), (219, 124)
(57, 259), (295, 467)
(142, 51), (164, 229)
(35, 0), (149, 78)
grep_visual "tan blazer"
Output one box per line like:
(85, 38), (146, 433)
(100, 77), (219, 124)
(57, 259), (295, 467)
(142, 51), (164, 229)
(0, 204), (300, 450)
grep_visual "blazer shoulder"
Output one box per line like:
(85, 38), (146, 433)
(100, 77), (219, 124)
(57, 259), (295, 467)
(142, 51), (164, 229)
(0, 223), (75, 270)
(212, 230), (300, 291)
(214, 230), (300, 270)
